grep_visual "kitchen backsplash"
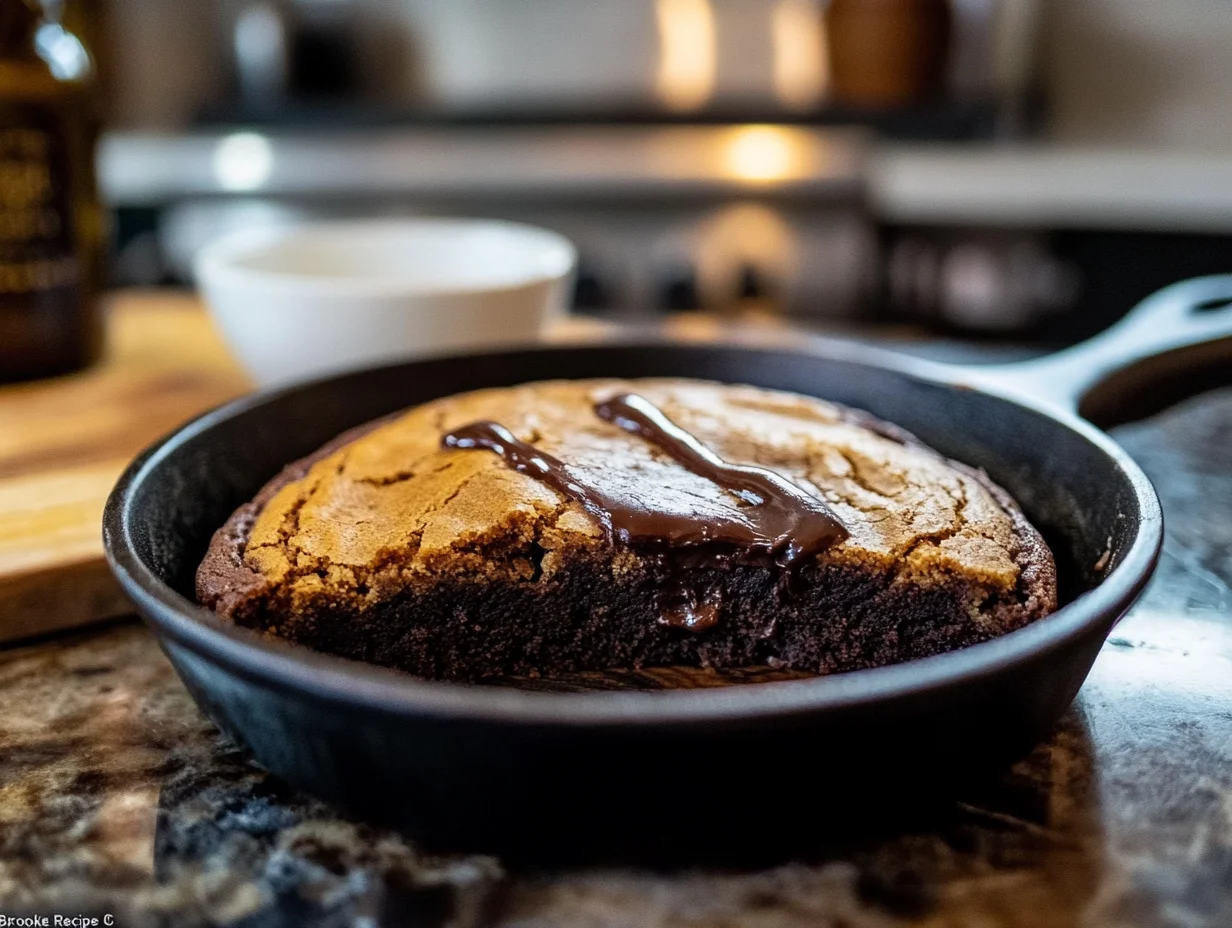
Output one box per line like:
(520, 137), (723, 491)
(1043, 0), (1232, 150)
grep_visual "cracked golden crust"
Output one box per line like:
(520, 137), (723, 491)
(197, 379), (1057, 624)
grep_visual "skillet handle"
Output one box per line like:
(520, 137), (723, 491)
(974, 274), (1232, 415)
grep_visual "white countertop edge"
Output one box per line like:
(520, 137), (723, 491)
(98, 127), (865, 206)
(99, 130), (1232, 233)
(870, 144), (1232, 233)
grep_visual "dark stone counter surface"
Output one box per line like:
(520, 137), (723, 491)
(3, 390), (1232, 927)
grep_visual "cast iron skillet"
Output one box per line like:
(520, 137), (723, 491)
(104, 276), (1232, 855)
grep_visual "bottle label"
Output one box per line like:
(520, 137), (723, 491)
(0, 105), (79, 299)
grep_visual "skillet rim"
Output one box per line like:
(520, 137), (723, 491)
(103, 338), (1163, 728)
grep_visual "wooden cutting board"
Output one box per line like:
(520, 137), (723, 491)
(0, 291), (251, 643)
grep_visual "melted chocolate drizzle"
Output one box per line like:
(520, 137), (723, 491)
(441, 393), (849, 631)
(593, 394), (849, 565)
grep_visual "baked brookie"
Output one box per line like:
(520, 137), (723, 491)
(197, 379), (1057, 681)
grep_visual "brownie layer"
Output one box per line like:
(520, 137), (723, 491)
(215, 561), (1046, 682)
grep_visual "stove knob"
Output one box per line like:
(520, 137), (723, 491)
(658, 266), (701, 312)
(571, 260), (611, 312)
(737, 263), (771, 301)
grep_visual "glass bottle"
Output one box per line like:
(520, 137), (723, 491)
(0, 0), (103, 381)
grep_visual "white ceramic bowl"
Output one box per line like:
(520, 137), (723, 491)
(195, 218), (577, 386)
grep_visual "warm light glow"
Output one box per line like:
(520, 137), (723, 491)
(655, 0), (717, 112)
(694, 202), (796, 309)
(722, 125), (807, 183)
(212, 132), (274, 192)
(772, 0), (827, 109)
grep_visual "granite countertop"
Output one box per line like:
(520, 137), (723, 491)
(2, 390), (1232, 927)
